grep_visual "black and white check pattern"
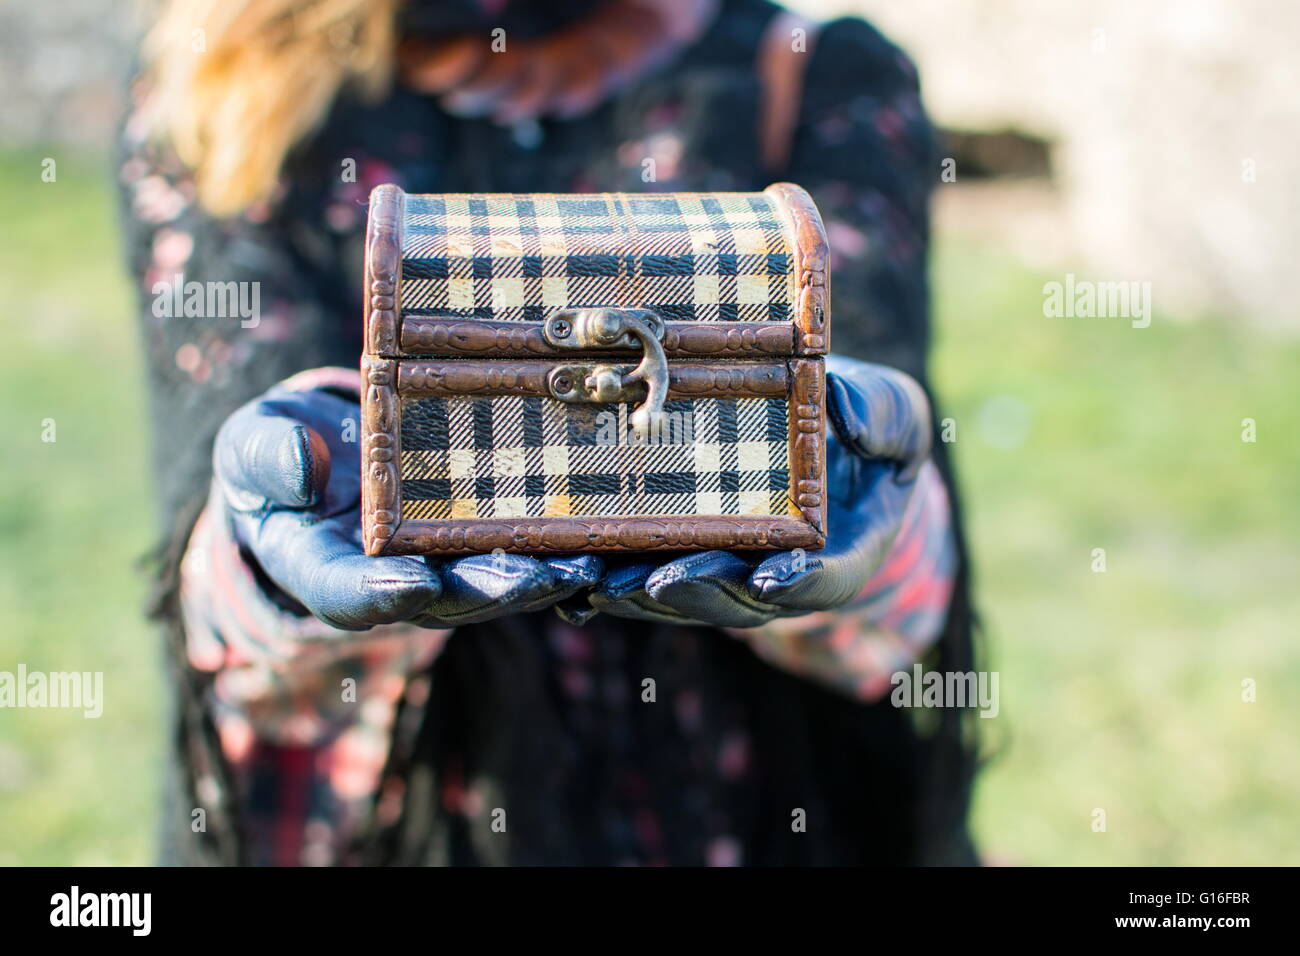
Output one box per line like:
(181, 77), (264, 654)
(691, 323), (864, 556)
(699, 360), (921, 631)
(400, 193), (795, 323)
(400, 395), (797, 520)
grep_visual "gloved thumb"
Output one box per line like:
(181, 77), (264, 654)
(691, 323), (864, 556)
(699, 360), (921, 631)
(214, 405), (331, 513)
(825, 356), (932, 483)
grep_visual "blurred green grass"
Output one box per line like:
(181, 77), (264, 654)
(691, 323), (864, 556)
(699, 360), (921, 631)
(0, 149), (1296, 865)
(934, 232), (1300, 865)
(0, 151), (157, 864)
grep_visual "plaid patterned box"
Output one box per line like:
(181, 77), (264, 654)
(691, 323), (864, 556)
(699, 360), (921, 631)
(362, 184), (829, 556)
(401, 192), (794, 325)
(400, 395), (796, 520)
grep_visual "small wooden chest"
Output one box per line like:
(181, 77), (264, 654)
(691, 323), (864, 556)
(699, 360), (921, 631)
(361, 183), (829, 556)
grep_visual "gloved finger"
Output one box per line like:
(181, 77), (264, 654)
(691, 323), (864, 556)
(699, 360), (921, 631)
(553, 594), (601, 626)
(258, 389), (362, 459)
(258, 390), (364, 513)
(413, 552), (562, 626)
(748, 547), (850, 611)
(250, 511), (442, 631)
(825, 356), (932, 481)
(214, 405), (331, 512)
(514, 554), (604, 613)
(588, 561), (697, 624)
(644, 550), (779, 628)
(748, 455), (916, 611)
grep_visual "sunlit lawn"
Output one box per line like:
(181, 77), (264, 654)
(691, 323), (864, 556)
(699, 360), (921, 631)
(0, 149), (1296, 864)
(0, 151), (156, 864)
(934, 235), (1300, 865)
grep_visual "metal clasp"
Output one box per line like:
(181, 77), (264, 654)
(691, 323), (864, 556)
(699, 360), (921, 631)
(544, 308), (669, 440)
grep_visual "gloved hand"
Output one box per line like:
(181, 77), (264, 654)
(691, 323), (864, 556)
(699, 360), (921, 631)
(566, 354), (935, 628)
(212, 373), (601, 631)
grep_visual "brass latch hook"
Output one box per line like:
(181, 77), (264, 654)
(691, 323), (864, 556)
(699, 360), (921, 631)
(543, 308), (670, 440)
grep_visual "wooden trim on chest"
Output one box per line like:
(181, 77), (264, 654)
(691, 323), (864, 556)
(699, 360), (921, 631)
(365, 185), (404, 357)
(360, 356), (401, 556)
(765, 182), (830, 356)
(788, 357), (827, 537)
(397, 316), (796, 358)
(394, 360), (790, 399)
(379, 515), (823, 556)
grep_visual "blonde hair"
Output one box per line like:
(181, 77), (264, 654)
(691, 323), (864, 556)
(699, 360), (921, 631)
(143, 0), (400, 216)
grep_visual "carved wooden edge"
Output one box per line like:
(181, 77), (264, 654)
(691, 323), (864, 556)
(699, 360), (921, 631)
(396, 360), (790, 398)
(361, 357), (402, 556)
(788, 357), (827, 539)
(765, 182), (830, 356)
(365, 184), (404, 358)
(399, 316), (796, 358)
(380, 516), (824, 555)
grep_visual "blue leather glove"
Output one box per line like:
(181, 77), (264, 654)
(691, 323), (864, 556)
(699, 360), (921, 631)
(213, 379), (601, 631)
(564, 354), (934, 628)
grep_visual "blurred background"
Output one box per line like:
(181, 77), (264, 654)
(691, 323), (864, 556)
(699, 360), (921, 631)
(1, 0), (1296, 864)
